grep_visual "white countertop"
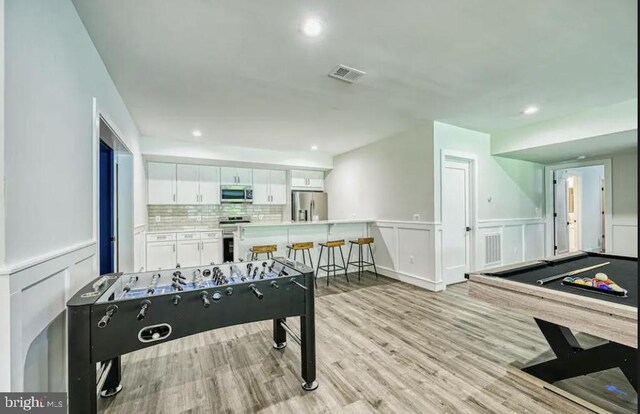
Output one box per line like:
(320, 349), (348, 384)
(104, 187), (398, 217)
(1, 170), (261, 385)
(237, 219), (374, 228)
(146, 228), (222, 234)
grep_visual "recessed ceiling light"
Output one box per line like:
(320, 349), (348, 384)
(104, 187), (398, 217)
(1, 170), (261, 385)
(522, 106), (539, 115)
(301, 18), (323, 37)
(577, 155), (586, 160)
(192, 130), (202, 137)
(311, 145), (318, 151)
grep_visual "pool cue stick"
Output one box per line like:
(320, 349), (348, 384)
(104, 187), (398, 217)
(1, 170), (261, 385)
(536, 261), (610, 285)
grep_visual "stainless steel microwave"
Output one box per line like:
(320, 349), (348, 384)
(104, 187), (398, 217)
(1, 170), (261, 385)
(220, 185), (253, 203)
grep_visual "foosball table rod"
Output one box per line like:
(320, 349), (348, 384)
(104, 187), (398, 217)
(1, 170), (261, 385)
(279, 321), (301, 346)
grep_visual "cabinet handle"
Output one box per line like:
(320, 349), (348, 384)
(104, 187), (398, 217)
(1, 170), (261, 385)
(172, 244), (175, 252)
(173, 194), (176, 202)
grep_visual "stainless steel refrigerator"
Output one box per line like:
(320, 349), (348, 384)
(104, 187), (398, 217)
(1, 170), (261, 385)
(291, 191), (328, 221)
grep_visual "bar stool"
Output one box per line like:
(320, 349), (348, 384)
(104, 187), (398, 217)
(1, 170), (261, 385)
(347, 237), (378, 280)
(287, 242), (314, 268)
(317, 240), (349, 287)
(250, 244), (277, 260)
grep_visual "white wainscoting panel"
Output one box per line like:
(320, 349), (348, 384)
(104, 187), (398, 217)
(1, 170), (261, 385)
(611, 219), (637, 257)
(134, 224), (146, 271)
(2, 242), (97, 392)
(372, 221), (443, 291)
(476, 218), (545, 269)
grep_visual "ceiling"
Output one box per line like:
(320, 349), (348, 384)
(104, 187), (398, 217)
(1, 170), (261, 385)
(498, 129), (638, 164)
(72, 0), (637, 156)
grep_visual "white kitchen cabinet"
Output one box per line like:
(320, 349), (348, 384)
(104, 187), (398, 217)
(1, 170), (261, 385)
(269, 170), (287, 204)
(176, 164), (220, 204)
(148, 162), (176, 204)
(199, 166), (221, 204)
(221, 167), (252, 185)
(176, 164), (200, 204)
(291, 170), (324, 191)
(177, 239), (201, 267)
(201, 239), (223, 265)
(146, 241), (177, 270)
(252, 169), (287, 205)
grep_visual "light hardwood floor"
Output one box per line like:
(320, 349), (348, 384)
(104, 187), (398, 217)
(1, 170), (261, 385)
(98, 274), (635, 414)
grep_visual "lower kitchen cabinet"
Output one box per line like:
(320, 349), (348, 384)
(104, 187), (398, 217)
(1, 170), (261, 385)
(147, 231), (222, 270)
(146, 241), (177, 271)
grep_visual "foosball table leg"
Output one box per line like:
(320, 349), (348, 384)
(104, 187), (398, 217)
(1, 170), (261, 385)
(273, 318), (287, 349)
(300, 272), (318, 391)
(100, 356), (123, 398)
(68, 305), (97, 414)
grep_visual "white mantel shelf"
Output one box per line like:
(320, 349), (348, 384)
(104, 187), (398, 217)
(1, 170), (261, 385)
(237, 219), (375, 228)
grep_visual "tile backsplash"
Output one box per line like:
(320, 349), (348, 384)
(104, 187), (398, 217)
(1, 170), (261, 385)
(147, 204), (286, 232)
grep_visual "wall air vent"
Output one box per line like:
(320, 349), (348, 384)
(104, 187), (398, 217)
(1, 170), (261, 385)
(484, 233), (502, 266)
(328, 65), (366, 83)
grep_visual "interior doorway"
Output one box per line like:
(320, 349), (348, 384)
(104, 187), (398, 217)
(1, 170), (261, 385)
(441, 155), (475, 285)
(553, 165), (605, 255)
(98, 117), (134, 274)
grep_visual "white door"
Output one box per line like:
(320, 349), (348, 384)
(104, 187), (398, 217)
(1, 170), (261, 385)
(269, 170), (287, 204)
(177, 240), (201, 267)
(442, 159), (471, 285)
(220, 167), (238, 185)
(147, 162), (176, 204)
(252, 169), (271, 204)
(201, 240), (222, 265)
(146, 241), (177, 270)
(567, 176), (580, 251)
(199, 166), (220, 204)
(236, 168), (253, 186)
(554, 170), (569, 254)
(176, 164), (200, 204)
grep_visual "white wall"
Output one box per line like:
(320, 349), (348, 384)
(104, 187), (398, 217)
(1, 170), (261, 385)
(2, 0), (145, 391)
(434, 122), (546, 270)
(610, 149), (637, 256)
(325, 124), (434, 222)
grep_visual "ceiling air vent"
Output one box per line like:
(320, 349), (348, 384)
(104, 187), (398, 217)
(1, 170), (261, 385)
(328, 65), (366, 83)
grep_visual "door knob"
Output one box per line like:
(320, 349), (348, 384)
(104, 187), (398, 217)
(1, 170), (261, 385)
(465, 227), (471, 232)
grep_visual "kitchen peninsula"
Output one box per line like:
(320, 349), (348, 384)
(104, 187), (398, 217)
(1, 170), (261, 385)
(234, 220), (374, 273)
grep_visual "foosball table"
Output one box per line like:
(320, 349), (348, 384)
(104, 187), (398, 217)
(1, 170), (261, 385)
(67, 258), (317, 414)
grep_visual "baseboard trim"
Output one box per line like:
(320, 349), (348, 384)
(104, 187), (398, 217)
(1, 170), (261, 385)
(377, 266), (444, 292)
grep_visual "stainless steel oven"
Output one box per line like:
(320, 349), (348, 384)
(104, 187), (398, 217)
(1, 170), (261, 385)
(220, 185), (253, 203)
(218, 216), (251, 262)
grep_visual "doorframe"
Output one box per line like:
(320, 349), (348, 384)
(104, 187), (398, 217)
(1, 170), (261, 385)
(439, 150), (478, 277)
(544, 158), (612, 256)
(92, 98), (132, 272)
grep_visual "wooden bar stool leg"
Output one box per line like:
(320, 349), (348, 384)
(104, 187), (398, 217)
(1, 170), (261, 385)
(315, 246), (322, 288)
(368, 243), (378, 278)
(332, 247), (337, 281)
(339, 245), (349, 283)
(358, 244), (363, 281)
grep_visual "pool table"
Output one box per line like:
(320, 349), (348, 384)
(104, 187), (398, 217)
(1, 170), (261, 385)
(466, 251), (637, 391)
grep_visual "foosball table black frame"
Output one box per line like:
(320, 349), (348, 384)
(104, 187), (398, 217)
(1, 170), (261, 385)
(67, 258), (317, 414)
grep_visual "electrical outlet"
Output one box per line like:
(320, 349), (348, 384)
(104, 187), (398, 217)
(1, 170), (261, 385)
(155, 216), (161, 223)
(413, 214), (420, 221)
(258, 214), (264, 220)
(409, 255), (414, 264)
(196, 216), (202, 222)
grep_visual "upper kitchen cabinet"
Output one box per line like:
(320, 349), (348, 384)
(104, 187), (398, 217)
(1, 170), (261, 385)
(176, 164), (220, 204)
(148, 162), (176, 204)
(220, 167), (252, 186)
(198, 166), (221, 204)
(291, 170), (324, 191)
(253, 169), (287, 205)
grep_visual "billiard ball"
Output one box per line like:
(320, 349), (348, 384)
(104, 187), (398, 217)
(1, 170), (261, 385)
(563, 277), (574, 283)
(611, 284), (624, 293)
(585, 281), (593, 287)
(595, 273), (608, 282)
(574, 279), (586, 285)
(604, 279), (614, 285)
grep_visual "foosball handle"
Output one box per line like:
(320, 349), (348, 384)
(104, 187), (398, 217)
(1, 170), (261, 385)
(137, 300), (151, 321)
(249, 284), (264, 300)
(270, 281), (279, 289)
(172, 295), (181, 305)
(97, 305), (118, 328)
(200, 291), (211, 308)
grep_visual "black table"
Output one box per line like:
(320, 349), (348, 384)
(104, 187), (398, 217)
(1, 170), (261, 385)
(466, 251), (637, 392)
